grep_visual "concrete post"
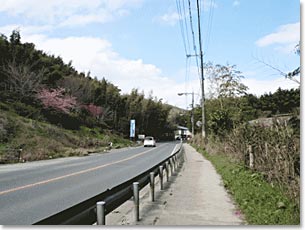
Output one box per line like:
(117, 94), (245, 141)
(149, 172), (155, 202)
(173, 156), (177, 171)
(96, 201), (106, 225)
(165, 161), (169, 181)
(249, 145), (254, 169)
(159, 165), (164, 190)
(133, 182), (140, 222)
(169, 158), (173, 174)
(177, 153), (181, 166)
(265, 142), (268, 158)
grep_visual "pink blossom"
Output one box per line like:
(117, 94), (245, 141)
(83, 103), (104, 118)
(37, 88), (77, 114)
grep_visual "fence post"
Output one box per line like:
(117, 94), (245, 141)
(18, 148), (23, 162)
(249, 145), (254, 169)
(265, 142), (268, 158)
(159, 165), (164, 190)
(149, 172), (155, 202)
(133, 182), (140, 222)
(96, 201), (106, 225)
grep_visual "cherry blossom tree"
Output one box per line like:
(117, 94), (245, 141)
(83, 103), (104, 118)
(37, 88), (77, 114)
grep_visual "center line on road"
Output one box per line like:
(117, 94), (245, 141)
(0, 144), (168, 196)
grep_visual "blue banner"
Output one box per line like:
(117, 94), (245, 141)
(130, 119), (135, 138)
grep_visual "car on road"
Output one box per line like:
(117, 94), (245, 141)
(143, 136), (156, 147)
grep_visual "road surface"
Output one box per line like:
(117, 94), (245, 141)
(0, 142), (178, 225)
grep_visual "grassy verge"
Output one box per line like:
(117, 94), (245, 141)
(192, 145), (300, 225)
(0, 108), (133, 163)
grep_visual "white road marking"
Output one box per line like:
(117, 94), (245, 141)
(0, 143), (168, 196)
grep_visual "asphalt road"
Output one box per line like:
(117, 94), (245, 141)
(0, 141), (179, 225)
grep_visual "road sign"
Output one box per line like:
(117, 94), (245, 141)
(130, 119), (136, 138)
(196, 120), (202, 127)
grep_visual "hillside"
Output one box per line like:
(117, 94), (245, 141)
(0, 30), (300, 165)
(0, 103), (132, 163)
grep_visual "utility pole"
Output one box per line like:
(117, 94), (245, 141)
(177, 92), (194, 137)
(196, 0), (206, 138)
(191, 91), (194, 137)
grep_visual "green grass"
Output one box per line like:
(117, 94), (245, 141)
(0, 108), (133, 163)
(193, 145), (300, 225)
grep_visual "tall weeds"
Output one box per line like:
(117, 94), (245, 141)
(193, 119), (300, 205)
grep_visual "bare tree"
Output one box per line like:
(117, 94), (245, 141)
(253, 42), (300, 85)
(205, 62), (248, 108)
(2, 59), (45, 100)
(57, 76), (93, 103)
(286, 42), (300, 84)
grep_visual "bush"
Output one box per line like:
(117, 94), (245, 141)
(0, 113), (18, 142)
(195, 147), (300, 225)
(9, 101), (42, 120)
(192, 119), (300, 211)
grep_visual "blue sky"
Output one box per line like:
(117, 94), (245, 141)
(0, 0), (301, 109)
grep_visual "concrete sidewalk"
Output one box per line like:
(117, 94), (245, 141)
(107, 143), (245, 226)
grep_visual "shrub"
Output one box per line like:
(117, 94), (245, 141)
(195, 147), (299, 225)
(0, 113), (18, 142)
(192, 119), (300, 207)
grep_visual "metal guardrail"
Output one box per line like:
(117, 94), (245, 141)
(34, 143), (184, 225)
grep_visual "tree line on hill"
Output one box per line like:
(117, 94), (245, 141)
(0, 30), (300, 140)
(0, 30), (174, 140)
(175, 60), (300, 137)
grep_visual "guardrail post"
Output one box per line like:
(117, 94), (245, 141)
(149, 172), (155, 202)
(173, 156), (176, 171)
(181, 147), (186, 162)
(96, 201), (106, 225)
(169, 158), (173, 174)
(165, 161), (169, 181)
(133, 182), (140, 222)
(159, 165), (164, 190)
(178, 152), (182, 166)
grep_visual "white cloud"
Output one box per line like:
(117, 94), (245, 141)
(16, 32), (194, 108)
(203, 0), (218, 11)
(155, 0), (218, 26)
(154, 12), (180, 26)
(0, 24), (53, 36)
(255, 22), (300, 53)
(242, 77), (299, 96)
(59, 12), (112, 27)
(233, 0), (240, 7)
(0, 0), (143, 27)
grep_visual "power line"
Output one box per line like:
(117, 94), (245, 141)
(181, 0), (191, 53)
(176, 0), (191, 104)
(184, 58), (188, 107)
(176, 0), (188, 55)
(205, 0), (215, 54)
(187, 0), (200, 79)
